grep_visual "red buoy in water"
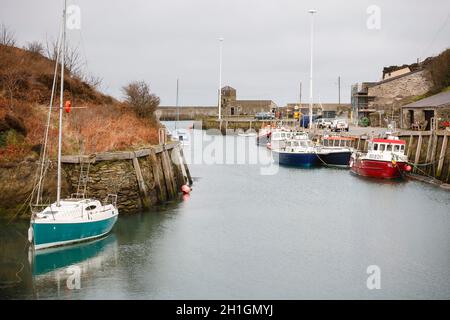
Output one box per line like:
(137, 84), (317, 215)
(181, 184), (191, 194)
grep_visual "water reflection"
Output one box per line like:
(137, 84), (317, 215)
(32, 234), (117, 276)
(31, 235), (118, 299)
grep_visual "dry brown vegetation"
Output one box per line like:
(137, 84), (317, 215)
(426, 48), (450, 94)
(0, 44), (160, 163)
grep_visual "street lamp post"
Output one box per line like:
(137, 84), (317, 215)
(218, 37), (224, 120)
(308, 9), (316, 129)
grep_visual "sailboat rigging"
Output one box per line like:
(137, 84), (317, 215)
(28, 0), (119, 250)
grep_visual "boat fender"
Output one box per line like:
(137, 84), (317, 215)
(181, 184), (191, 194)
(64, 100), (71, 113)
(405, 165), (412, 172)
(27, 226), (33, 243)
(391, 159), (397, 167)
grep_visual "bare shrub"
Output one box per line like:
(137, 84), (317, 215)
(0, 23), (16, 46)
(24, 41), (45, 56)
(44, 36), (83, 76)
(122, 81), (160, 119)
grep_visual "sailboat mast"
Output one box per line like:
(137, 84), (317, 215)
(175, 78), (179, 131)
(56, 0), (66, 206)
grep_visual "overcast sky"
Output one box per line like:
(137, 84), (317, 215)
(1, 0), (449, 106)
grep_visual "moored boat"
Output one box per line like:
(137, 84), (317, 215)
(272, 134), (320, 167)
(350, 137), (412, 179)
(315, 135), (355, 167)
(269, 129), (307, 150)
(29, 1), (119, 250)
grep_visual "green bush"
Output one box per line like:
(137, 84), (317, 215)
(359, 117), (370, 127)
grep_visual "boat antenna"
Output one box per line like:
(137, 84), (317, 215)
(56, 0), (67, 206)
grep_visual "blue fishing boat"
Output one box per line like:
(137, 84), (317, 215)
(314, 135), (355, 167)
(272, 135), (320, 167)
(28, 0), (119, 250)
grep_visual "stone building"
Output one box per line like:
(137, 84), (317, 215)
(401, 90), (450, 130)
(351, 61), (434, 126)
(220, 86), (277, 116)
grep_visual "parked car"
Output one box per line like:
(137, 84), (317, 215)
(314, 118), (333, 129)
(255, 112), (275, 120)
(331, 119), (349, 132)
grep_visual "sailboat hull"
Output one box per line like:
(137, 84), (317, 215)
(32, 214), (118, 250)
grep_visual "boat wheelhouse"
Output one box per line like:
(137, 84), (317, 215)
(350, 136), (411, 179)
(315, 136), (355, 167)
(268, 129), (307, 150)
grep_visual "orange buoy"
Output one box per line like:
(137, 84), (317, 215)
(181, 184), (191, 194)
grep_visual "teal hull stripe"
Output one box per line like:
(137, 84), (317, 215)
(32, 216), (118, 247)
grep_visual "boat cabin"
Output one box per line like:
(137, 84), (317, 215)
(368, 138), (406, 154)
(283, 138), (315, 152)
(322, 136), (355, 148)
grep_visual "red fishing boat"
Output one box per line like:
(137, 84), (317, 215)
(350, 136), (412, 179)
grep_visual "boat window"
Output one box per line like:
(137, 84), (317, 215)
(293, 141), (299, 147)
(400, 145), (405, 152)
(323, 140), (328, 147)
(373, 143), (378, 151)
(379, 144), (385, 151)
(85, 205), (97, 211)
(386, 144), (392, 151)
(281, 133), (285, 138)
(393, 145), (400, 152)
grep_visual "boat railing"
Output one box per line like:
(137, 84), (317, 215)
(104, 194), (118, 208)
(70, 192), (86, 199)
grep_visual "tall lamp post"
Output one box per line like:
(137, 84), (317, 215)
(308, 9), (316, 129)
(218, 37), (224, 120)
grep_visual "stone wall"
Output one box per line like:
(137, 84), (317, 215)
(367, 70), (434, 126)
(62, 143), (191, 214)
(157, 106), (217, 120)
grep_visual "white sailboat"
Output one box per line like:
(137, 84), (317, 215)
(28, 0), (119, 250)
(171, 78), (190, 145)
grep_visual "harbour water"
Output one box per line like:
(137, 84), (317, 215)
(1, 121), (450, 299)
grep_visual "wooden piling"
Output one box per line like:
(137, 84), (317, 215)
(161, 146), (178, 198)
(407, 134), (413, 159)
(148, 148), (163, 202)
(436, 134), (448, 178)
(430, 133), (439, 175)
(179, 147), (193, 185)
(414, 133), (422, 167)
(132, 156), (150, 209)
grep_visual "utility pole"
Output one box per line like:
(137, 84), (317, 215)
(338, 76), (341, 105)
(218, 37), (224, 120)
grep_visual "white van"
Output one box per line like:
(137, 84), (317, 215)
(331, 119), (349, 132)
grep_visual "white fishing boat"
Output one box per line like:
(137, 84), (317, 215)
(28, 0), (119, 250)
(268, 129), (307, 150)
